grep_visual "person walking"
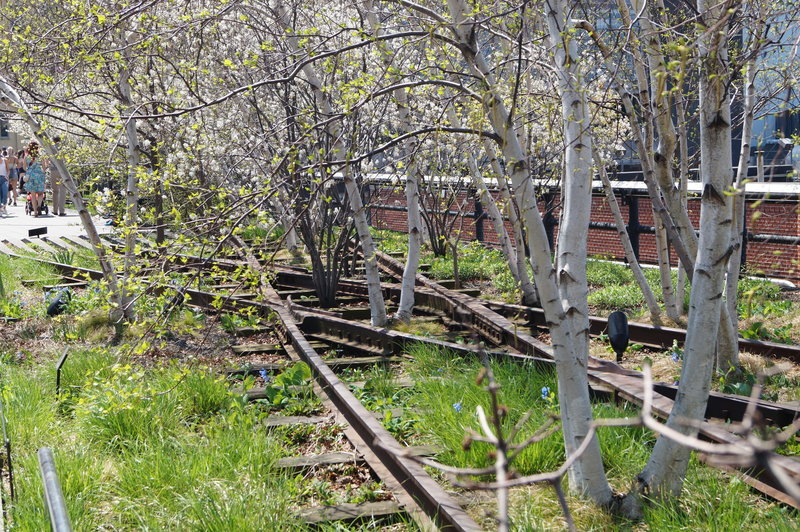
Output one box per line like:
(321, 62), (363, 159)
(7, 148), (19, 206)
(0, 149), (8, 215)
(16, 149), (27, 196)
(46, 145), (66, 216)
(25, 141), (46, 217)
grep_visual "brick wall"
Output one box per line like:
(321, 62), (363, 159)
(369, 185), (800, 281)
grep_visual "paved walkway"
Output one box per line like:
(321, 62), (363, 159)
(0, 201), (112, 243)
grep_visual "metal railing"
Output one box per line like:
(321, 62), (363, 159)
(37, 448), (72, 532)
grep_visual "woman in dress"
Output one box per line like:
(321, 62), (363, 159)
(25, 141), (46, 216)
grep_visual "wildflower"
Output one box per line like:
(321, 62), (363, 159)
(259, 369), (271, 384)
(452, 402), (462, 413)
(671, 352), (681, 363)
(436, 368), (444, 373)
(541, 386), (551, 400)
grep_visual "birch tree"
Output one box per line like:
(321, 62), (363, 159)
(273, 0), (388, 326)
(638, 0), (736, 497)
(408, 0), (614, 503)
(363, 0), (423, 323)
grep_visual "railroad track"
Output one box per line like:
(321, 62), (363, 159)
(1, 237), (483, 529)
(4, 234), (800, 519)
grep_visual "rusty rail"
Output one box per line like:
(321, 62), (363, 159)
(7, 243), (800, 511)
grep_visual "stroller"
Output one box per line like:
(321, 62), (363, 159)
(25, 191), (49, 216)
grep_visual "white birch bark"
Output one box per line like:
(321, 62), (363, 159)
(542, 0), (611, 502)
(578, 14), (695, 277)
(444, 0), (612, 503)
(653, 215), (681, 323)
(483, 139), (538, 305)
(364, 0), (421, 323)
(639, 1), (735, 495)
(723, 20), (763, 368)
(0, 77), (126, 321)
(271, 191), (298, 253)
(581, 11), (740, 363)
(447, 106), (539, 305)
(627, 0), (700, 263)
(675, 94), (690, 315)
(597, 162), (661, 322)
(118, 38), (140, 322)
(274, 1), (387, 326)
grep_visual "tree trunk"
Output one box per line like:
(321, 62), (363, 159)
(597, 161), (661, 323)
(723, 20), (763, 369)
(542, 1), (611, 500)
(675, 94), (690, 316)
(119, 41), (140, 322)
(653, 215), (681, 323)
(274, 1), (387, 326)
(448, 106), (538, 305)
(364, 0), (421, 324)
(639, 1), (734, 496)
(483, 139), (538, 305)
(445, 0), (612, 504)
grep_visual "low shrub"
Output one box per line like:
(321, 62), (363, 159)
(586, 259), (634, 287)
(588, 284), (645, 310)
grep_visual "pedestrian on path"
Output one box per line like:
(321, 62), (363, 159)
(46, 138), (66, 216)
(16, 149), (27, 196)
(0, 149), (9, 215)
(0, 174), (6, 216)
(25, 141), (46, 217)
(7, 148), (19, 206)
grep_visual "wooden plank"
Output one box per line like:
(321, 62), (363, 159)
(230, 356), (406, 377)
(276, 452), (362, 470)
(231, 343), (285, 355)
(0, 240), (19, 256)
(43, 282), (88, 291)
(43, 237), (73, 251)
(349, 377), (415, 389)
(21, 238), (61, 255)
(323, 355), (406, 368)
(452, 288), (481, 297)
(264, 415), (328, 427)
(277, 289), (318, 297)
(307, 333), (388, 356)
(299, 501), (403, 524)
(233, 326), (272, 337)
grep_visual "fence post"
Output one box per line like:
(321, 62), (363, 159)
(626, 194), (641, 260)
(542, 193), (557, 251)
(741, 200), (748, 269)
(473, 195), (485, 242)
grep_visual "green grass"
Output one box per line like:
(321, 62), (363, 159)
(0, 347), (304, 530)
(405, 342), (799, 530)
(1, 254), (61, 291)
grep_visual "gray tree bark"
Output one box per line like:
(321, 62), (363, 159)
(274, 1), (387, 326)
(444, 0), (612, 503)
(638, 0), (735, 496)
(364, 0), (422, 324)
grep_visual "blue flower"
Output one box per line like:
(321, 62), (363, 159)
(436, 368), (444, 373)
(671, 352), (681, 363)
(259, 369), (271, 384)
(452, 402), (463, 413)
(541, 386), (551, 400)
